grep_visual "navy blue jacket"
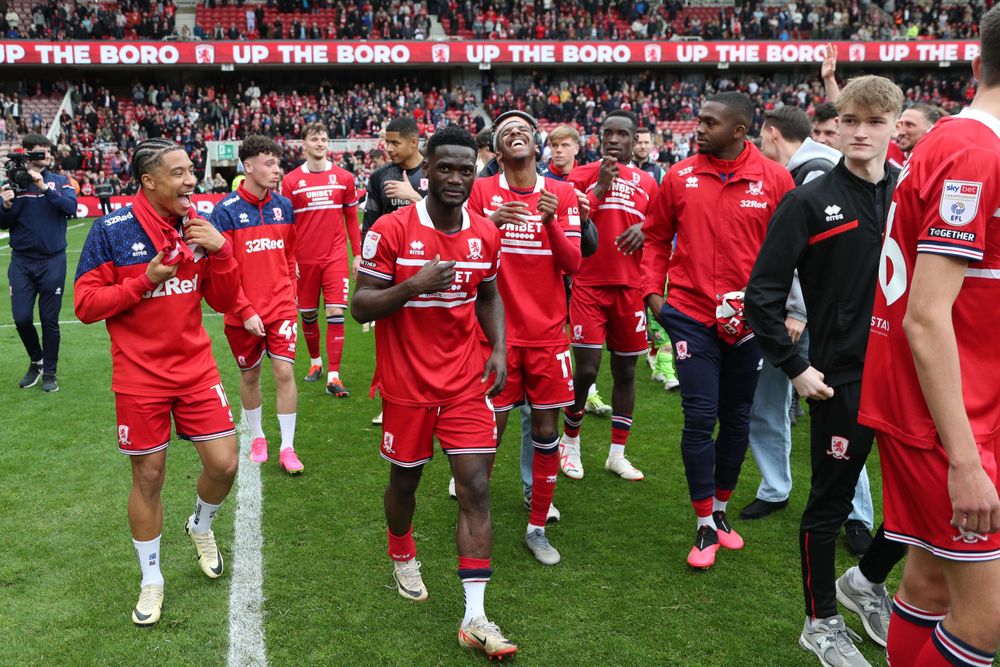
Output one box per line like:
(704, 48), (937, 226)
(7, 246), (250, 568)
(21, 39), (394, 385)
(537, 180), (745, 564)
(0, 170), (77, 259)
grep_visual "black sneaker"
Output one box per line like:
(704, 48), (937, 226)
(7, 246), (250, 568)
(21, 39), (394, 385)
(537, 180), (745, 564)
(740, 497), (789, 520)
(42, 373), (59, 393)
(844, 520), (873, 557)
(19, 361), (43, 389)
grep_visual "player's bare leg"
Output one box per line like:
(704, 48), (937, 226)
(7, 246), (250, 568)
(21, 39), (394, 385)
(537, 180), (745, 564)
(299, 307), (324, 382)
(524, 407), (563, 562)
(935, 558), (1000, 656)
(128, 450), (167, 625)
(450, 452), (517, 659)
(560, 346), (602, 479)
(325, 305), (350, 398)
(239, 364), (269, 463)
(385, 464), (428, 601)
(607, 352), (643, 480)
(271, 360), (302, 474)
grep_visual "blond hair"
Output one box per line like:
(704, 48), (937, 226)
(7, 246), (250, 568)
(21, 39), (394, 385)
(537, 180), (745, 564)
(548, 125), (581, 145)
(835, 76), (904, 119)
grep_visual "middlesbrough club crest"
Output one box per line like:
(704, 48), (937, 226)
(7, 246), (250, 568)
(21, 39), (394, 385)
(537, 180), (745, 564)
(675, 340), (690, 360)
(827, 436), (851, 460)
(382, 432), (396, 454)
(272, 207), (283, 221)
(328, 174), (338, 186)
(118, 425), (131, 447)
(467, 238), (483, 260)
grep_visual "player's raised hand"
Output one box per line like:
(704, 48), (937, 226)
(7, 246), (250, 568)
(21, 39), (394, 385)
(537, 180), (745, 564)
(537, 190), (559, 225)
(244, 313), (266, 337)
(574, 188), (591, 222)
(408, 254), (456, 294)
(145, 251), (179, 284)
(490, 200), (530, 228)
(948, 462), (1000, 535)
(481, 347), (507, 398)
(183, 216), (226, 253)
(821, 43), (838, 81)
(615, 222), (645, 254)
(594, 155), (620, 198)
(791, 366), (834, 401)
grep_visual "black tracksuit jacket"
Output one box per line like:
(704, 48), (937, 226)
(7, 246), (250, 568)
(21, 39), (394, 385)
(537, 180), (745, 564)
(745, 159), (897, 387)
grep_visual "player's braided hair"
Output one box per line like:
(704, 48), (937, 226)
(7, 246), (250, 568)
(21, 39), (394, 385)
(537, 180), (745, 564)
(132, 138), (183, 181)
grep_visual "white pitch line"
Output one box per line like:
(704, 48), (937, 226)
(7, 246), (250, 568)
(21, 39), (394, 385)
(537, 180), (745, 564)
(0, 222), (86, 252)
(227, 413), (268, 667)
(0, 312), (221, 329)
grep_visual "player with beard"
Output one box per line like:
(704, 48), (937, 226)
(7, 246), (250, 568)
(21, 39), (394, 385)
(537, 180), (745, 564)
(74, 138), (241, 626)
(352, 126), (515, 660)
(559, 110), (658, 483)
(466, 110), (583, 565)
(281, 123), (360, 398)
(215, 135), (302, 474)
(643, 93), (795, 569)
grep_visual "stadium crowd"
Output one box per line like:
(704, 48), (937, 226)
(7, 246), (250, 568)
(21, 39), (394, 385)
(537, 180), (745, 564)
(0, 0), (990, 42)
(0, 66), (977, 195)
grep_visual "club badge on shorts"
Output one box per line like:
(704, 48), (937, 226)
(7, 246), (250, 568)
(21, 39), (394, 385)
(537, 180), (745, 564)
(827, 436), (851, 460)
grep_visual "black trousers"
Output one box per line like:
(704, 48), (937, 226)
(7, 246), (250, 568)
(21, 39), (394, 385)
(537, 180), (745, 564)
(800, 380), (906, 618)
(9, 251), (66, 375)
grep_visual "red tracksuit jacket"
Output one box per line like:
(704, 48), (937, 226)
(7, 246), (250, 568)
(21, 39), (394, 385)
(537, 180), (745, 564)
(642, 141), (795, 326)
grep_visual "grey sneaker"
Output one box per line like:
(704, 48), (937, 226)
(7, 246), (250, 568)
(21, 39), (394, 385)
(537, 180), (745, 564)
(19, 361), (42, 389)
(799, 615), (871, 667)
(836, 567), (890, 647)
(524, 528), (561, 565)
(41, 373), (59, 393)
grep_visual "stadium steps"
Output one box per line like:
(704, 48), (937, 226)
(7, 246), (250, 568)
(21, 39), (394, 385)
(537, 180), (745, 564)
(428, 15), (447, 39)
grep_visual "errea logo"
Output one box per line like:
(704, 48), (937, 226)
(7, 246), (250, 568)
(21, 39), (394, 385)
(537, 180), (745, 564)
(491, 195), (504, 207)
(131, 242), (147, 257)
(825, 205), (844, 222)
(409, 240), (425, 256)
(239, 212), (250, 225)
(685, 176), (699, 189)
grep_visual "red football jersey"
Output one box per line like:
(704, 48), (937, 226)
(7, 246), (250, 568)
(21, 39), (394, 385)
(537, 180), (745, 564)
(280, 161), (360, 265)
(859, 109), (1000, 446)
(211, 185), (297, 327)
(886, 141), (907, 170)
(568, 160), (658, 288)
(74, 206), (240, 397)
(467, 174), (581, 345)
(358, 200), (502, 407)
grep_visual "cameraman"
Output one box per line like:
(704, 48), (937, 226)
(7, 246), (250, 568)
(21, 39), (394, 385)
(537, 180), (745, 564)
(0, 134), (77, 392)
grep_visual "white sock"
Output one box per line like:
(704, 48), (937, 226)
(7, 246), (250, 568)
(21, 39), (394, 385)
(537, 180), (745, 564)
(327, 370), (340, 383)
(588, 383), (598, 398)
(609, 444), (625, 459)
(190, 496), (222, 535)
(310, 356), (322, 367)
(277, 413), (296, 451)
(847, 565), (876, 590)
(527, 523), (545, 534)
(133, 536), (164, 587)
(697, 515), (716, 530)
(244, 405), (264, 440)
(713, 497), (729, 513)
(462, 581), (487, 626)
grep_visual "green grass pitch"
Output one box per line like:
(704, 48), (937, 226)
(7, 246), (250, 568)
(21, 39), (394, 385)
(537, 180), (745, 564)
(0, 220), (895, 665)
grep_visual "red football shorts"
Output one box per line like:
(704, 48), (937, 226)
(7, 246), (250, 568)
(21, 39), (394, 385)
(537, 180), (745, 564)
(491, 344), (575, 412)
(877, 431), (1000, 561)
(115, 384), (236, 455)
(380, 393), (497, 468)
(297, 261), (349, 310)
(569, 284), (648, 356)
(224, 318), (298, 370)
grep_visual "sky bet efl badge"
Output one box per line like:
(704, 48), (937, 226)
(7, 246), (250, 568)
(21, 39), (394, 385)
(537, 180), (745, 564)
(362, 231), (381, 260)
(940, 180), (981, 227)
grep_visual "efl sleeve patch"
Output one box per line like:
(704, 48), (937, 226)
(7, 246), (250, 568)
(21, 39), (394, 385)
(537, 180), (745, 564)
(362, 231), (381, 260)
(939, 180), (982, 227)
